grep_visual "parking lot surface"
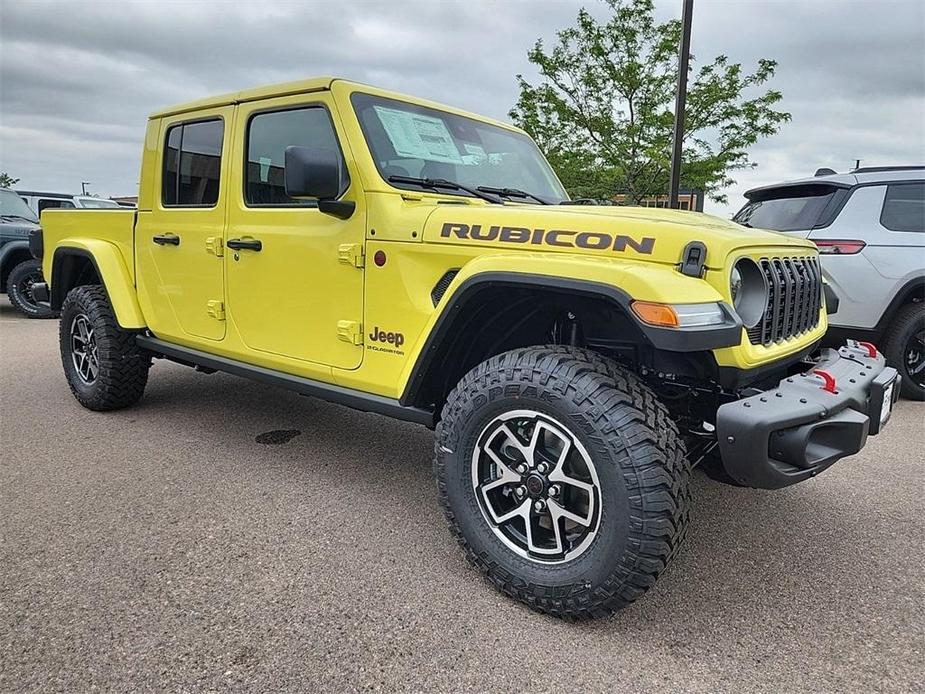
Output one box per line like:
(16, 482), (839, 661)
(1, 297), (923, 692)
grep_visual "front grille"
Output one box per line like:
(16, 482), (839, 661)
(746, 256), (823, 346)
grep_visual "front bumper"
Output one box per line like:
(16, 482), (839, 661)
(716, 342), (899, 489)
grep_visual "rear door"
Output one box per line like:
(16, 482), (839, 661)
(136, 111), (232, 342)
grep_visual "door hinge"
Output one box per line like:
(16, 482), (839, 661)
(338, 243), (364, 268)
(207, 300), (226, 321)
(337, 320), (363, 345)
(206, 236), (224, 257)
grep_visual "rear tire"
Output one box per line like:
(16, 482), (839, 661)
(881, 303), (925, 401)
(435, 346), (691, 619)
(59, 285), (150, 411)
(6, 259), (54, 318)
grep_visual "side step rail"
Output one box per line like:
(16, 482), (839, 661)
(136, 335), (434, 428)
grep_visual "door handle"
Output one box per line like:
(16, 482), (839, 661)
(153, 234), (180, 246)
(226, 238), (262, 252)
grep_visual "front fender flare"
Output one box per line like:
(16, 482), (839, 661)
(398, 253), (741, 406)
(0, 240), (31, 273)
(51, 241), (146, 329)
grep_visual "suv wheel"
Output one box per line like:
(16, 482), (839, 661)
(883, 302), (925, 400)
(6, 259), (54, 318)
(435, 346), (691, 618)
(60, 285), (150, 411)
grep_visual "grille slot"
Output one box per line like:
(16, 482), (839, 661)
(431, 269), (459, 306)
(746, 256), (822, 346)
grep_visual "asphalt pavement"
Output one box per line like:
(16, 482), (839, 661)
(1, 297), (923, 692)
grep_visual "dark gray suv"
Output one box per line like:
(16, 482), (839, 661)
(0, 187), (52, 318)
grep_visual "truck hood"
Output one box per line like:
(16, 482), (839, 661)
(0, 219), (41, 239)
(422, 203), (813, 268)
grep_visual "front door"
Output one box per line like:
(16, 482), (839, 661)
(225, 96), (365, 369)
(136, 111), (232, 342)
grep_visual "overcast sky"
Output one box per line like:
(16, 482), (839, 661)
(1, 0), (923, 216)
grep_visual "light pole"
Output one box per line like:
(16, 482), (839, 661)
(669, 0), (694, 209)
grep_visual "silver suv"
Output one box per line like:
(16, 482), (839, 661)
(734, 166), (925, 400)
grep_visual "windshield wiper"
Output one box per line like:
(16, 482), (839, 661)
(387, 175), (502, 204)
(476, 185), (551, 205)
(1, 214), (37, 223)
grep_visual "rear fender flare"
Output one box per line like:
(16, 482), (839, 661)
(51, 241), (146, 329)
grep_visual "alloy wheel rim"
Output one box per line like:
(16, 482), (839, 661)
(70, 313), (99, 384)
(905, 327), (925, 387)
(18, 270), (42, 304)
(471, 409), (602, 564)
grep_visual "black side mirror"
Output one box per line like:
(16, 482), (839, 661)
(284, 146), (354, 219)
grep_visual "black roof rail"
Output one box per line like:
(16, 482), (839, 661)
(851, 165), (925, 174)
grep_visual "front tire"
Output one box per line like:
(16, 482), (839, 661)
(435, 347), (691, 619)
(6, 259), (54, 318)
(59, 285), (150, 411)
(882, 303), (925, 401)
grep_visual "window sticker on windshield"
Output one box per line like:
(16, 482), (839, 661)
(373, 106), (463, 164)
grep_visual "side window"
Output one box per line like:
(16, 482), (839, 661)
(38, 199), (75, 213)
(881, 182), (925, 232)
(245, 107), (348, 206)
(162, 119), (224, 207)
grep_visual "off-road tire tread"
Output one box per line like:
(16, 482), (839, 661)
(6, 259), (54, 318)
(881, 303), (925, 401)
(435, 345), (691, 619)
(60, 285), (149, 411)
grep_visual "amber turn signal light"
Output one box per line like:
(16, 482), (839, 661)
(631, 301), (680, 327)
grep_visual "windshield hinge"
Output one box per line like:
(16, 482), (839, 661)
(338, 243), (364, 268)
(206, 236), (224, 257)
(337, 320), (363, 345)
(679, 241), (707, 278)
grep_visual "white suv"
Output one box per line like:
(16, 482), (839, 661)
(17, 190), (124, 216)
(734, 166), (925, 400)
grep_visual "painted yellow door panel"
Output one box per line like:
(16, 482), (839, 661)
(135, 108), (233, 342)
(224, 94), (366, 370)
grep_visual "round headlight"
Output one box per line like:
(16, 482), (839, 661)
(730, 266), (743, 304)
(730, 258), (768, 328)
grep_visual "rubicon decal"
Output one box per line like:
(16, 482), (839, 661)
(440, 223), (655, 255)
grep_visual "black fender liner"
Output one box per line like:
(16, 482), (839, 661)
(49, 247), (105, 311)
(400, 271), (742, 407)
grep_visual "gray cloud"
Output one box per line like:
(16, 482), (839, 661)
(1, 0), (923, 216)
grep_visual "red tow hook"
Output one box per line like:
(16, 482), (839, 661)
(858, 341), (878, 358)
(813, 369), (838, 393)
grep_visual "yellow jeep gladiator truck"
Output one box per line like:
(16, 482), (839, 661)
(31, 77), (900, 618)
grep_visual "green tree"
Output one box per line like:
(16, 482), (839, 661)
(0, 172), (20, 188)
(510, 0), (790, 204)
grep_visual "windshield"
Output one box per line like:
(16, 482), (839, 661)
(78, 197), (121, 208)
(351, 93), (567, 203)
(734, 185), (839, 232)
(0, 189), (39, 222)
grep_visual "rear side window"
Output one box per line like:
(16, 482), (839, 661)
(880, 182), (925, 232)
(38, 199), (75, 212)
(245, 106), (348, 206)
(162, 119), (224, 207)
(734, 185), (839, 232)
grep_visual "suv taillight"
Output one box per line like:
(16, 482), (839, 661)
(814, 239), (866, 255)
